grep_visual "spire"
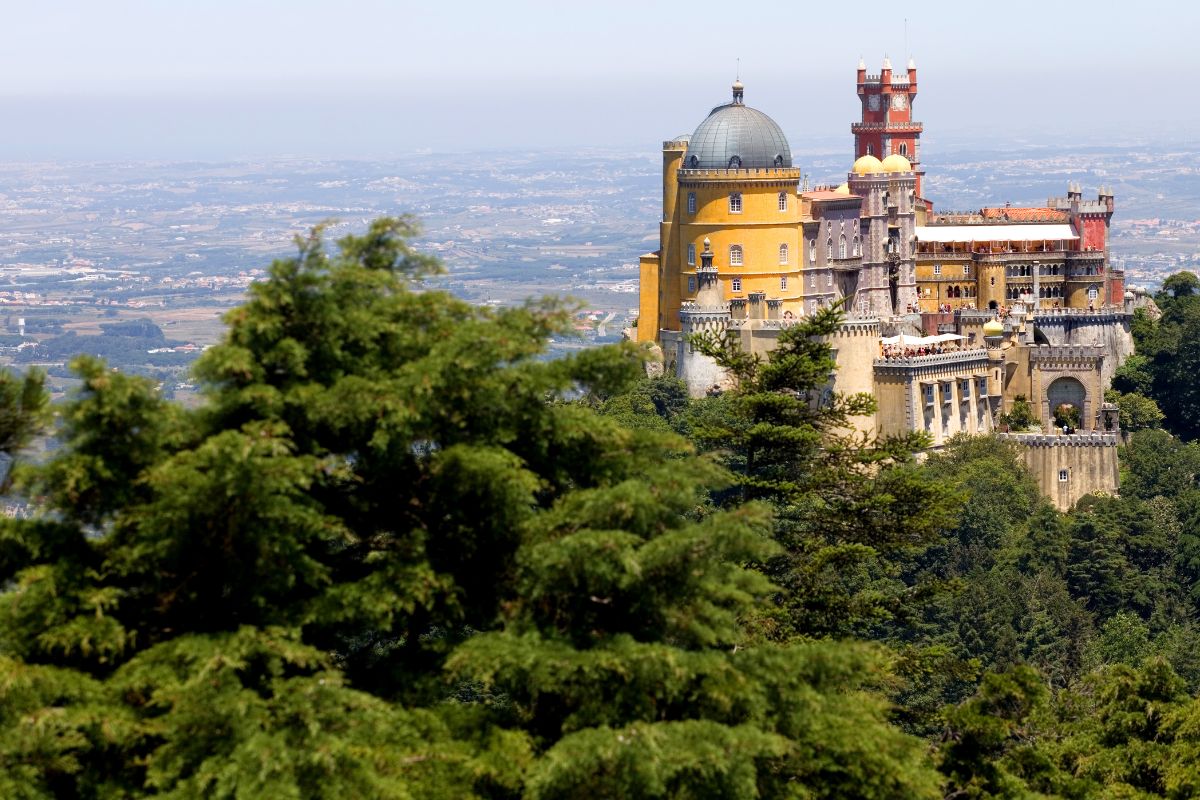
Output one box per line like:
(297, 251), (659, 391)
(907, 56), (916, 70)
(882, 54), (892, 71)
(858, 56), (866, 70)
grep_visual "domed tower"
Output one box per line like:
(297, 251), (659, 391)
(640, 80), (803, 344)
(847, 153), (919, 318)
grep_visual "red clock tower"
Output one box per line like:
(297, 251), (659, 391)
(853, 56), (924, 197)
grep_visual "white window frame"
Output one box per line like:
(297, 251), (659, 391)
(780, 275), (788, 290)
(809, 240), (816, 263)
(729, 245), (743, 266)
(778, 192), (788, 212)
(687, 192), (696, 214)
(687, 243), (696, 265)
(963, 264), (971, 276)
(933, 263), (942, 276)
(729, 192), (742, 213)
(779, 243), (789, 265)
(731, 277), (742, 292)
(1058, 469), (1069, 482)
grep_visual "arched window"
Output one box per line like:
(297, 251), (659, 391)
(866, 144), (874, 155)
(827, 238), (833, 260)
(687, 192), (696, 214)
(729, 244), (743, 266)
(809, 240), (816, 263)
(898, 143), (908, 156)
(839, 234), (847, 259)
(853, 235), (860, 256)
(779, 243), (789, 265)
(778, 192), (788, 212)
(729, 192), (742, 213)
(728, 156), (741, 169)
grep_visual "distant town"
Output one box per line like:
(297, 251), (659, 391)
(0, 140), (1193, 405)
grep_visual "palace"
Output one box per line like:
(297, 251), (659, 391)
(636, 59), (1144, 509)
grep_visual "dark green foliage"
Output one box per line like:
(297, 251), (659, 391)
(687, 304), (961, 641)
(999, 394), (1038, 432)
(0, 219), (946, 797)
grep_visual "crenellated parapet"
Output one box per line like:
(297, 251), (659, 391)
(874, 348), (991, 376)
(998, 432), (1119, 447)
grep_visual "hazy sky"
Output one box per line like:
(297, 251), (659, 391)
(2, 0), (1196, 159)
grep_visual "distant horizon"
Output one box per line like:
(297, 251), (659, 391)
(0, 83), (1195, 163)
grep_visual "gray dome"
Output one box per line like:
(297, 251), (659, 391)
(684, 87), (792, 170)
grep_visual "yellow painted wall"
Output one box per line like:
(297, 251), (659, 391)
(637, 253), (661, 343)
(675, 170), (804, 321)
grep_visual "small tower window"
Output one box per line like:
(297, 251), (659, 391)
(687, 192), (696, 214)
(827, 238), (833, 260)
(687, 243), (696, 265)
(779, 243), (789, 265)
(687, 276), (696, 293)
(839, 234), (847, 259)
(689, 155), (698, 167)
(853, 235), (860, 256)
(729, 245), (743, 266)
(899, 142), (908, 156)
(778, 192), (788, 211)
(866, 144), (874, 156)
(1058, 469), (1069, 482)
(731, 277), (742, 292)
(809, 240), (816, 263)
(964, 264), (970, 276)
(729, 192), (742, 213)
(780, 276), (788, 290)
(933, 263), (941, 276)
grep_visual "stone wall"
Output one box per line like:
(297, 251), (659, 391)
(1033, 311), (1133, 388)
(1000, 432), (1120, 511)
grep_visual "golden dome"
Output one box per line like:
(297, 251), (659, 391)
(851, 154), (883, 175)
(982, 319), (1004, 337)
(833, 182), (850, 195)
(881, 153), (912, 173)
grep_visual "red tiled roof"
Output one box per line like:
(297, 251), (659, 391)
(980, 207), (1070, 222)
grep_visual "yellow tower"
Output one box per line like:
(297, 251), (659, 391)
(639, 81), (802, 343)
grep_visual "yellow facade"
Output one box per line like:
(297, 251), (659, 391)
(641, 159), (805, 342)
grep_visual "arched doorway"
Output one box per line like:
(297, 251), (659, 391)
(1047, 376), (1087, 430)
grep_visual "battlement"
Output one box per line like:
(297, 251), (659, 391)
(874, 348), (990, 370)
(1029, 344), (1103, 363)
(676, 167), (802, 184)
(1033, 308), (1129, 323)
(851, 121), (923, 133)
(662, 138), (690, 150)
(998, 432), (1119, 447)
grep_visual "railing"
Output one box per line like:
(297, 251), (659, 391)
(873, 348), (990, 368)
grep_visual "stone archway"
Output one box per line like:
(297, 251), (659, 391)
(1046, 376), (1087, 430)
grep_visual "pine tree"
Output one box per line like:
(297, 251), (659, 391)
(0, 219), (944, 797)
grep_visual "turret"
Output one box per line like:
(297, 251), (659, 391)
(857, 56), (866, 86)
(695, 238), (722, 307)
(907, 57), (917, 87)
(881, 55), (892, 83)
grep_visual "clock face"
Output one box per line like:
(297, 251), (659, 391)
(891, 93), (908, 111)
(867, 95), (880, 111)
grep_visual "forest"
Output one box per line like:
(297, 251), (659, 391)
(2, 217), (1200, 798)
